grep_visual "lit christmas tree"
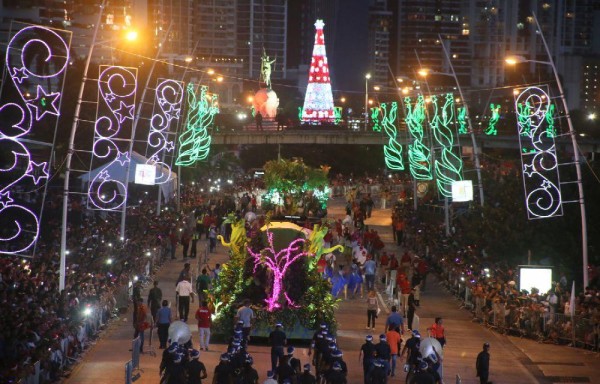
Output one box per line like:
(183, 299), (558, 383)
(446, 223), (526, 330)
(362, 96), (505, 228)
(302, 19), (335, 123)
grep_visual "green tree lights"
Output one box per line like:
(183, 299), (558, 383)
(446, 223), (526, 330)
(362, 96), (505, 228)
(175, 84), (219, 167)
(430, 93), (463, 197)
(404, 95), (432, 180)
(381, 102), (404, 170)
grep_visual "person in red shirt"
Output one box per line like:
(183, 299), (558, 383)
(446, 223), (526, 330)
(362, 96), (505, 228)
(396, 273), (411, 316)
(195, 301), (212, 351)
(380, 252), (389, 284)
(427, 317), (446, 348)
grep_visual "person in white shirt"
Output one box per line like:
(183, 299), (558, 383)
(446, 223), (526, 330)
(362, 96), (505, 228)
(175, 274), (194, 322)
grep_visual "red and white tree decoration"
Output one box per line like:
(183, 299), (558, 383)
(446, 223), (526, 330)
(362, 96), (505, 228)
(248, 231), (308, 311)
(302, 19), (335, 123)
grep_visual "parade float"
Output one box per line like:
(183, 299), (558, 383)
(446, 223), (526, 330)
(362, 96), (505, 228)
(210, 160), (340, 339)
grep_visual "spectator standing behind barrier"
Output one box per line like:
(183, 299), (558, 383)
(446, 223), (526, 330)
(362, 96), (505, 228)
(156, 300), (171, 349)
(147, 280), (162, 321)
(476, 342), (491, 384)
(175, 274), (194, 322)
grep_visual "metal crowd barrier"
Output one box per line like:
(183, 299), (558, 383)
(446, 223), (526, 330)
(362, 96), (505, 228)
(131, 336), (141, 370)
(441, 270), (599, 350)
(125, 360), (133, 384)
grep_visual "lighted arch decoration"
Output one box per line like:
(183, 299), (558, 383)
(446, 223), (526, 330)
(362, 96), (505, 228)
(175, 84), (219, 167)
(87, 65), (138, 211)
(514, 86), (562, 219)
(145, 78), (184, 184)
(430, 93), (463, 198)
(0, 25), (71, 255)
(381, 102), (404, 170)
(404, 95), (432, 180)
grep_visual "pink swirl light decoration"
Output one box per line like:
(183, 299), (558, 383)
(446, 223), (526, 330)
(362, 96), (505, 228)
(145, 78), (184, 184)
(0, 25), (70, 255)
(87, 65), (137, 211)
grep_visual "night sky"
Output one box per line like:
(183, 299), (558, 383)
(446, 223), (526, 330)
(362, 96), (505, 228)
(330, 0), (368, 93)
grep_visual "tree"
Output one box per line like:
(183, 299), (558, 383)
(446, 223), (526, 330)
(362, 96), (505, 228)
(262, 158), (329, 215)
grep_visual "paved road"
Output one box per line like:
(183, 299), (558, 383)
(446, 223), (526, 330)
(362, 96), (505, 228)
(64, 198), (599, 384)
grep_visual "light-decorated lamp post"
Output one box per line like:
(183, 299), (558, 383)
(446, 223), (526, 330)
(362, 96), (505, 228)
(422, 35), (485, 208)
(60, 0), (107, 291)
(506, 12), (588, 288)
(365, 73), (371, 131)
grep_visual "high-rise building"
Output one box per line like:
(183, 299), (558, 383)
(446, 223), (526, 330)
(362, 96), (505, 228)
(388, 0), (468, 86)
(237, 0), (288, 82)
(367, 0), (392, 86)
(151, 0), (194, 58)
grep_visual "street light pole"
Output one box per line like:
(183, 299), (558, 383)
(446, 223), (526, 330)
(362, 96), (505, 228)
(365, 73), (371, 131)
(438, 35), (485, 208)
(59, 0), (107, 291)
(120, 23), (172, 240)
(532, 13), (589, 287)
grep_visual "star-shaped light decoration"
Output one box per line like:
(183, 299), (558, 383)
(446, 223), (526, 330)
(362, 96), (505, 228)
(149, 155), (159, 164)
(114, 101), (135, 124)
(98, 170), (110, 181)
(104, 93), (116, 103)
(28, 85), (60, 121)
(115, 150), (130, 166)
(541, 180), (553, 190)
(11, 67), (29, 84)
(164, 104), (181, 121)
(0, 191), (14, 208)
(523, 163), (537, 178)
(158, 97), (168, 107)
(165, 141), (175, 152)
(26, 161), (49, 184)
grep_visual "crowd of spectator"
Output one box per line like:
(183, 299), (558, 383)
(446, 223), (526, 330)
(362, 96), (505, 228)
(0, 172), (263, 383)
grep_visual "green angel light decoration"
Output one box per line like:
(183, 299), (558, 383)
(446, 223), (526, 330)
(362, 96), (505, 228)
(430, 93), (463, 197)
(370, 106), (382, 132)
(485, 103), (500, 135)
(381, 102), (403, 170)
(457, 106), (468, 134)
(334, 106), (343, 125)
(404, 95), (432, 180)
(176, 84), (219, 167)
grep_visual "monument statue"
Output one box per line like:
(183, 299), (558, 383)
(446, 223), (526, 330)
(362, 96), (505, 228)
(260, 48), (276, 89)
